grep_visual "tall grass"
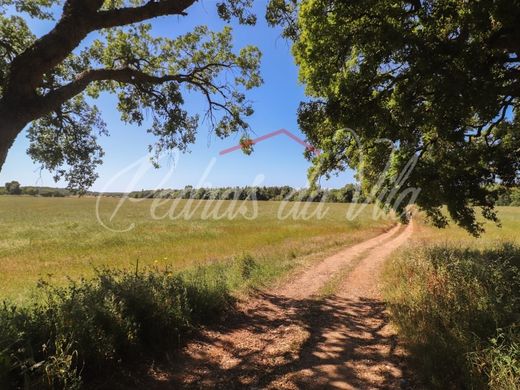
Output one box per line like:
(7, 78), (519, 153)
(0, 263), (240, 389)
(383, 243), (520, 389)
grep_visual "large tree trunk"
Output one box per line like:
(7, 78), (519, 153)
(0, 136), (15, 172)
(0, 105), (29, 173)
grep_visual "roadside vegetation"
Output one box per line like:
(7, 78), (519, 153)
(383, 209), (520, 389)
(0, 263), (233, 388)
(0, 249), (310, 388)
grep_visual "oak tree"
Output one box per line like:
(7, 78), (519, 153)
(270, 0), (520, 234)
(4, 180), (21, 194)
(0, 0), (262, 190)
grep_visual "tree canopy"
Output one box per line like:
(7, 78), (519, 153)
(269, 0), (520, 234)
(4, 180), (20, 194)
(0, 0), (263, 190)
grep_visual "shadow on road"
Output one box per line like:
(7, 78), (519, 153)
(131, 291), (412, 389)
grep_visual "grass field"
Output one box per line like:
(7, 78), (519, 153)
(383, 207), (520, 389)
(0, 196), (395, 387)
(1, 197), (519, 388)
(0, 196), (395, 301)
(410, 206), (520, 246)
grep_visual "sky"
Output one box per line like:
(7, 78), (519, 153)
(0, 1), (354, 192)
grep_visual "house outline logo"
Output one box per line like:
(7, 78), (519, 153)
(219, 128), (320, 156)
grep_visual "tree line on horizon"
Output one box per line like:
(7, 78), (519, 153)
(1, 181), (365, 203)
(3, 180), (520, 207)
(128, 184), (364, 203)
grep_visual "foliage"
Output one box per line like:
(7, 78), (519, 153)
(27, 96), (108, 191)
(383, 242), (520, 389)
(470, 326), (520, 390)
(128, 184), (364, 203)
(4, 180), (20, 195)
(0, 266), (233, 389)
(0, 0), (263, 192)
(496, 186), (520, 207)
(274, 0), (520, 235)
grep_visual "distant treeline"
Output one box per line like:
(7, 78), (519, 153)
(1, 180), (364, 203)
(1, 181), (366, 203)
(128, 184), (367, 203)
(1, 182), (70, 197)
(0, 181), (120, 197)
(4, 180), (520, 206)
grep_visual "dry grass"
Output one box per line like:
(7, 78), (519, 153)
(383, 207), (520, 389)
(0, 196), (394, 301)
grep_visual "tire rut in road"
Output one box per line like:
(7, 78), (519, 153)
(146, 223), (414, 389)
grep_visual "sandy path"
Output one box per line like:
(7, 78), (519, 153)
(276, 224), (401, 299)
(268, 221), (415, 389)
(145, 222), (414, 389)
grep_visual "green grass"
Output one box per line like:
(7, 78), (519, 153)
(383, 208), (520, 389)
(0, 196), (395, 389)
(0, 266), (234, 389)
(0, 196), (394, 301)
(410, 206), (520, 247)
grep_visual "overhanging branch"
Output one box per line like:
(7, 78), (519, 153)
(42, 68), (187, 111)
(39, 64), (236, 120)
(4, 0), (197, 100)
(95, 0), (196, 29)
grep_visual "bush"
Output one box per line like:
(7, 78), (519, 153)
(383, 243), (520, 389)
(511, 188), (520, 207)
(0, 267), (233, 389)
(4, 181), (21, 195)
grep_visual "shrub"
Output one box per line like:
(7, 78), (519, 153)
(0, 267), (233, 389)
(511, 188), (520, 207)
(182, 266), (234, 324)
(383, 243), (520, 389)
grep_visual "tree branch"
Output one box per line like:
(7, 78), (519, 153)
(4, 0), (197, 101)
(95, 0), (196, 29)
(466, 96), (513, 143)
(39, 63), (235, 118)
(42, 68), (186, 111)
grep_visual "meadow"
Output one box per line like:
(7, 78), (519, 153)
(0, 195), (398, 388)
(0, 196), (394, 301)
(383, 207), (520, 389)
(2, 196), (519, 389)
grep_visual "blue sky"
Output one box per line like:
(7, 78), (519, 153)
(0, 1), (354, 192)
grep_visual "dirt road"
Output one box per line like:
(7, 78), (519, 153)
(148, 222), (414, 389)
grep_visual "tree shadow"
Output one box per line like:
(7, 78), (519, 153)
(129, 290), (415, 389)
